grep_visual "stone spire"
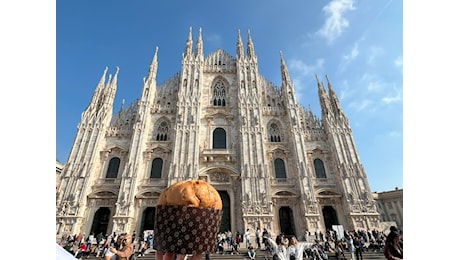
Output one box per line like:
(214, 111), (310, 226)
(195, 27), (203, 59)
(246, 29), (255, 59)
(236, 29), (244, 60)
(184, 26), (193, 58)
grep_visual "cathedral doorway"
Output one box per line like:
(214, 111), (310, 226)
(218, 191), (231, 232)
(322, 206), (339, 230)
(279, 206), (295, 235)
(90, 207), (110, 235)
(139, 207), (156, 233)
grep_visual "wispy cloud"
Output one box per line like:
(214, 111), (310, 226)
(339, 42), (360, 72)
(381, 85), (402, 104)
(367, 80), (386, 92)
(349, 99), (373, 112)
(289, 58), (324, 78)
(316, 0), (356, 44)
(367, 46), (385, 65)
(394, 56), (402, 67)
(288, 58), (324, 101)
(394, 55), (403, 74)
(343, 42), (359, 62)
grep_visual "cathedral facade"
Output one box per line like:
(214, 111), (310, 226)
(56, 27), (380, 240)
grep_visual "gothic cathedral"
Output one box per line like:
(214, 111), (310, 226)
(56, 27), (380, 240)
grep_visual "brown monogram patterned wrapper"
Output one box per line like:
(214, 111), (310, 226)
(153, 205), (223, 255)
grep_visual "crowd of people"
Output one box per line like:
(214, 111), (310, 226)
(57, 226), (402, 260)
(57, 231), (153, 259)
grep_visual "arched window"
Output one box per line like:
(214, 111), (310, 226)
(106, 157), (120, 178)
(150, 158), (163, 178)
(212, 80), (226, 106)
(274, 158), (287, 178)
(314, 158), (326, 178)
(155, 121), (169, 141)
(213, 128), (226, 149)
(268, 123), (281, 142)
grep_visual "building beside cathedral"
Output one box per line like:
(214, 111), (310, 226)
(56, 27), (381, 240)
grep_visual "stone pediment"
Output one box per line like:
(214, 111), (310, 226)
(149, 144), (172, 153)
(104, 144), (129, 154)
(88, 190), (117, 199)
(317, 189), (341, 197)
(135, 190), (162, 199)
(273, 190), (298, 197)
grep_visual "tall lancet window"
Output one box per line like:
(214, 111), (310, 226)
(274, 158), (287, 178)
(150, 158), (163, 178)
(106, 157), (120, 178)
(212, 80), (226, 106)
(155, 121), (169, 141)
(268, 123), (281, 142)
(212, 127), (226, 149)
(314, 158), (327, 178)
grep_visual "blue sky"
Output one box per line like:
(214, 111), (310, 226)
(56, 0), (402, 193)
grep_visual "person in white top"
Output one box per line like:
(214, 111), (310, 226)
(265, 234), (288, 260)
(244, 229), (251, 248)
(287, 235), (313, 260)
(344, 234), (356, 260)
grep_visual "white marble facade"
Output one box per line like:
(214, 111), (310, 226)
(56, 27), (381, 240)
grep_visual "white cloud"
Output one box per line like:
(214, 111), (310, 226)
(339, 42), (360, 72)
(367, 46), (384, 65)
(288, 58), (324, 104)
(367, 80), (385, 92)
(289, 58), (324, 78)
(394, 55), (402, 67)
(381, 88), (402, 104)
(317, 0), (356, 44)
(349, 99), (373, 112)
(343, 42), (359, 62)
(394, 55), (403, 74)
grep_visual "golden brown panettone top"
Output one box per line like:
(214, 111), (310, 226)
(158, 180), (222, 210)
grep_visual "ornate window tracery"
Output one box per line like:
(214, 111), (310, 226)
(212, 80), (226, 106)
(268, 123), (281, 142)
(155, 121), (169, 141)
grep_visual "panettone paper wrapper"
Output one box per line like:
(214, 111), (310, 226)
(153, 205), (223, 255)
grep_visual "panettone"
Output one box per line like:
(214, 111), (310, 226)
(154, 180), (223, 255)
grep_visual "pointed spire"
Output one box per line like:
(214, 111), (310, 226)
(280, 51), (291, 83)
(195, 27), (203, 58)
(89, 67), (108, 108)
(325, 74), (343, 112)
(184, 26), (193, 57)
(98, 67), (108, 86)
(147, 46), (159, 81)
(325, 74), (335, 94)
(111, 66), (119, 87)
(315, 74), (326, 92)
(246, 29), (255, 59)
(236, 29), (244, 59)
